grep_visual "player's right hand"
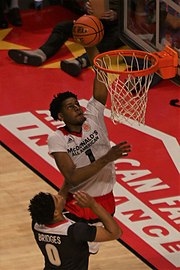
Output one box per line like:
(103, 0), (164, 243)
(73, 190), (96, 208)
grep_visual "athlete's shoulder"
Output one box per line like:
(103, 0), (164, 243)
(68, 222), (96, 242)
(48, 126), (68, 140)
(88, 97), (105, 108)
(86, 97), (105, 117)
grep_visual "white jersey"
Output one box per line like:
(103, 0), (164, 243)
(48, 97), (116, 196)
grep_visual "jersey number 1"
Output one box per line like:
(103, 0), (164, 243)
(85, 149), (95, 163)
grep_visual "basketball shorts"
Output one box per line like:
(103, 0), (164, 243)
(63, 191), (115, 223)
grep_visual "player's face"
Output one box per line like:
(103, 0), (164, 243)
(59, 97), (86, 126)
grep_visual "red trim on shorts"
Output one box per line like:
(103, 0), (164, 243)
(64, 191), (115, 221)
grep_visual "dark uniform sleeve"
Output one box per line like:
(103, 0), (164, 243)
(68, 222), (97, 243)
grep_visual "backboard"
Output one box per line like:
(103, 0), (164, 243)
(118, 0), (180, 85)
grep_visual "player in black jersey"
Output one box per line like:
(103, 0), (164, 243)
(28, 188), (122, 270)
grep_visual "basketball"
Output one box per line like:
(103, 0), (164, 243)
(72, 15), (104, 47)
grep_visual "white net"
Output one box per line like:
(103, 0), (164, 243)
(94, 52), (155, 125)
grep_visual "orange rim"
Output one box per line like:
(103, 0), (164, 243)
(94, 49), (159, 77)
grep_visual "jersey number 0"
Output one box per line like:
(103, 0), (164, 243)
(45, 243), (61, 266)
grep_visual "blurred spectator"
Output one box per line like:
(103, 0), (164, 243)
(34, 0), (44, 10)
(8, 0), (124, 77)
(160, 0), (180, 49)
(0, 0), (22, 28)
(61, 0), (123, 76)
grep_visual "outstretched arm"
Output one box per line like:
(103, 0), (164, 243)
(85, 46), (108, 105)
(74, 191), (122, 241)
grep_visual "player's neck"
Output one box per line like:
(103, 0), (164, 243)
(65, 124), (82, 134)
(53, 214), (66, 223)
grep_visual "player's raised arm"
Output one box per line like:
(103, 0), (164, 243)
(74, 191), (122, 241)
(85, 46), (108, 105)
(72, 14), (107, 105)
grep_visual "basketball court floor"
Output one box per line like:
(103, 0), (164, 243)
(0, 2), (180, 270)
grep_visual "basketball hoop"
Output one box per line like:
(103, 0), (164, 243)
(93, 46), (178, 125)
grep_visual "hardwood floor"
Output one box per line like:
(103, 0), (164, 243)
(0, 145), (150, 270)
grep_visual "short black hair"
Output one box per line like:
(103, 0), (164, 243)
(49, 91), (77, 120)
(28, 192), (55, 225)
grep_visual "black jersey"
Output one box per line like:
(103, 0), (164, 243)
(32, 219), (96, 270)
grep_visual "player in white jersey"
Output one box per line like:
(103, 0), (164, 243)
(49, 97), (115, 196)
(48, 46), (131, 224)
